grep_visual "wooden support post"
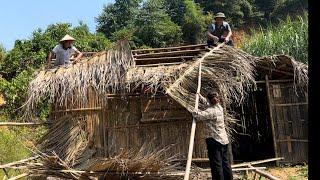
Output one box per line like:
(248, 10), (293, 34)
(2, 168), (9, 178)
(265, 75), (280, 166)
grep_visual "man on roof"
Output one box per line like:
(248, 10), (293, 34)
(206, 12), (234, 47)
(46, 34), (83, 68)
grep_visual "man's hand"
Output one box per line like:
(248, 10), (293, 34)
(192, 111), (199, 118)
(224, 37), (230, 42)
(72, 59), (79, 65)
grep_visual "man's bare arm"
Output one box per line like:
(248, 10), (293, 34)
(225, 30), (232, 41)
(207, 31), (218, 40)
(73, 50), (83, 64)
(46, 51), (53, 68)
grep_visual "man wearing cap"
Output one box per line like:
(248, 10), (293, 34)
(46, 34), (83, 68)
(192, 91), (233, 180)
(206, 12), (234, 47)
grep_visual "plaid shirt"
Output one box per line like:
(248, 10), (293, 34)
(193, 95), (229, 145)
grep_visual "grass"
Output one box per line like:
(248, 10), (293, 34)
(237, 164), (308, 180)
(240, 12), (308, 64)
(0, 115), (48, 178)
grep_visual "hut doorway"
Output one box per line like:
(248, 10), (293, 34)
(231, 83), (275, 163)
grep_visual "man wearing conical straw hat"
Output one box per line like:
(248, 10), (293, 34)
(46, 34), (83, 68)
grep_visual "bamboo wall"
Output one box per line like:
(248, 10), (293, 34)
(267, 81), (308, 164)
(51, 81), (308, 164)
(51, 89), (209, 160)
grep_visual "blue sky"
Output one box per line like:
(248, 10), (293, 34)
(0, 0), (114, 50)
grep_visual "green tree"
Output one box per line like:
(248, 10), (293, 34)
(0, 45), (5, 62)
(0, 23), (111, 80)
(194, 0), (254, 27)
(181, 0), (206, 44)
(272, 0), (308, 21)
(0, 22), (111, 118)
(163, 0), (186, 25)
(133, 0), (182, 48)
(95, 0), (142, 39)
(255, 0), (279, 21)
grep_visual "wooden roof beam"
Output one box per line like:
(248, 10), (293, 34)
(134, 49), (207, 59)
(132, 44), (207, 54)
(135, 56), (195, 65)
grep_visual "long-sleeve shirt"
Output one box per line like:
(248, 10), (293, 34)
(194, 95), (229, 145)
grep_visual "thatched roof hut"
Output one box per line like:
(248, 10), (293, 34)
(22, 41), (308, 178)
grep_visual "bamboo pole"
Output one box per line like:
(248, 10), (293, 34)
(187, 157), (284, 167)
(0, 156), (39, 169)
(183, 43), (225, 180)
(184, 53), (202, 180)
(265, 75), (280, 166)
(8, 173), (29, 180)
(248, 165), (280, 180)
(231, 157), (284, 168)
(0, 122), (49, 127)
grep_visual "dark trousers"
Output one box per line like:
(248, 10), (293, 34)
(207, 38), (234, 47)
(206, 138), (233, 180)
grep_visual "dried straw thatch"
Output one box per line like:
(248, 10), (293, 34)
(29, 115), (181, 179)
(23, 40), (134, 119)
(23, 42), (308, 120)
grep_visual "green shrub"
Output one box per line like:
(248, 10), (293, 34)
(240, 12), (308, 64)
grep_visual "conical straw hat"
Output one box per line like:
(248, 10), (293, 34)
(59, 34), (76, 42)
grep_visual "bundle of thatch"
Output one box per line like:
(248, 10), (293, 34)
(27, 148), (181, 179)
(29, 114), (181, 179)
(23, 40), (134, 119)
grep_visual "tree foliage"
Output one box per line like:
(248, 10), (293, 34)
(181, 0), (207, 44)
(95, 0), (142, 39)
(0, 23), (111, 118)
(133, 0), (182, 48)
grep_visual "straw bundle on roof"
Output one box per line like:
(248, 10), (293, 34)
(22, 42), (308, 120)
(23, 40), (134, 119)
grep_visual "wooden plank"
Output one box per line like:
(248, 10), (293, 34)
(286, 136), (292, 153)
(248, 165), (280, 180)
(265, 75), (280, 166)
(200, 167), (267, 172)
(52, 107), (102, 113)
(131, 44), (207, 53)
(133, 49), (206, 59)
(142, 109), (188, 118)
(135, 56), (195, 65)
(190, 157), (284, 166)
(136, 62), (184, 67)
(255, 79), (293, 84)
(276, 139), (308, 142)
(258, 65), (294, 76)
(0, 156), (39, 169)
(135, 56), (195, 61)
(0, 122), (50, 126)
(105, 118), (189, 129)
(272, 102), (308, 106)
